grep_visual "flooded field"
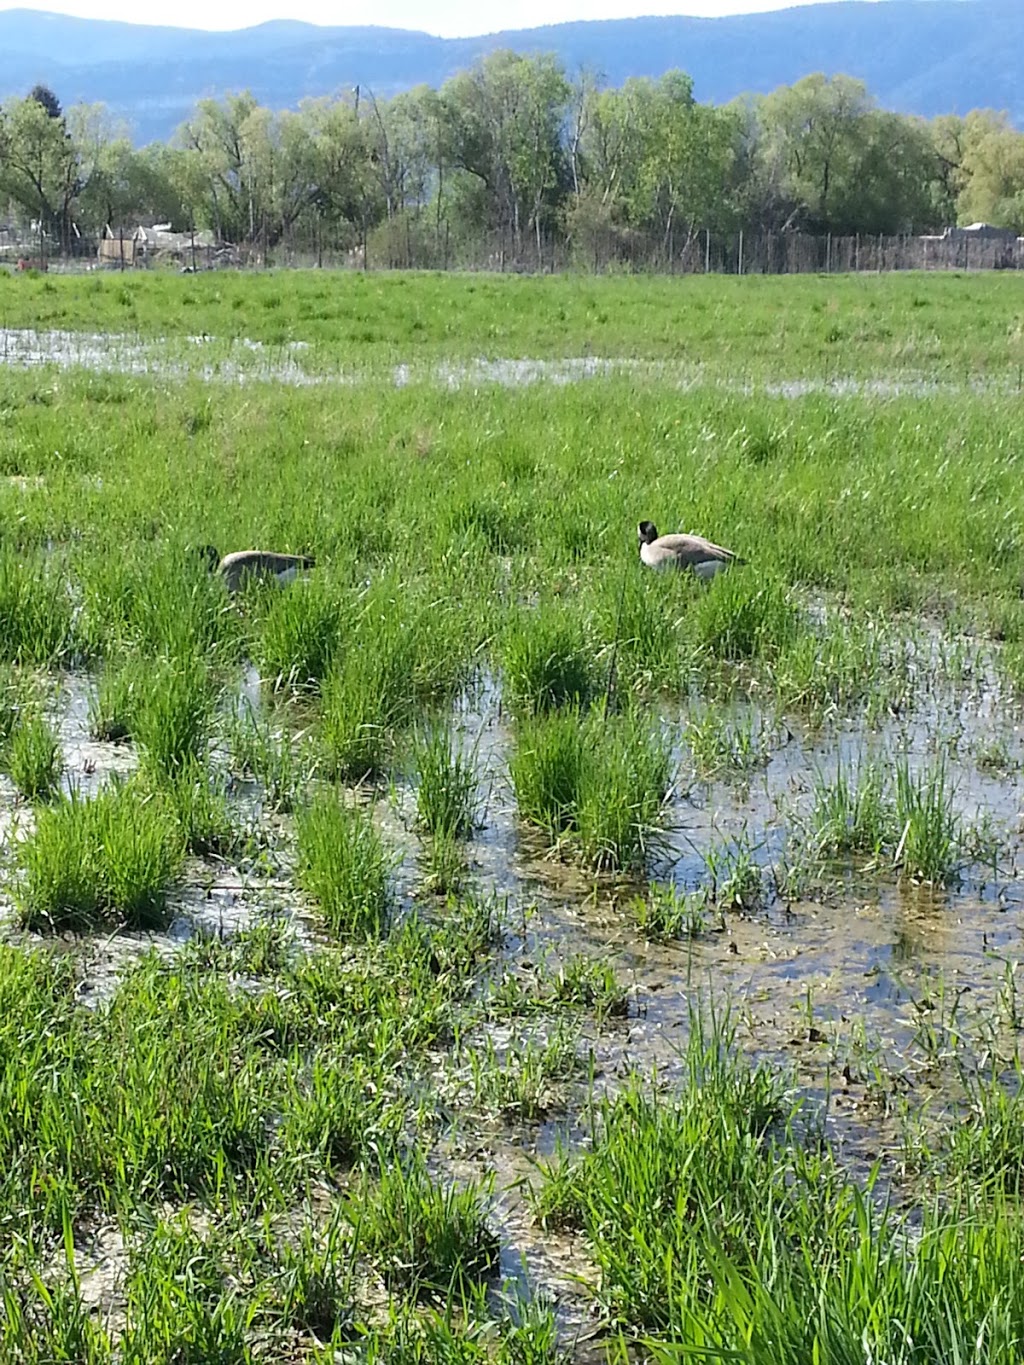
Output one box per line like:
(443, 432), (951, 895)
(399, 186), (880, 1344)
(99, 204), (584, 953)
(3, 270), (1024, 1361)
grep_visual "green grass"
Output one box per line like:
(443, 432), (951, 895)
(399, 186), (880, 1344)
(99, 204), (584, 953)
(502, 606), (600, 716)
(3, 707), (62, 800)
(0, 549), (75, 665)
(0, 269), (1024, 1359)
(357, 1150), (498, 1296)
(14, 779), (185, 931)
(295, 790), (393, 938)
(130, 656), (217, 779)
(4, 270), (1024, 385)
(510, 706), (671, 871)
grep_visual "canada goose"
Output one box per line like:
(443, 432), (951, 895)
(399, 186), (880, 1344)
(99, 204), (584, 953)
(637, 521), (744, 579)
(199, 545), (316, 594)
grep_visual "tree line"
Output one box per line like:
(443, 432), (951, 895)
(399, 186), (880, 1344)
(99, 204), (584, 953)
(1, 56), (1022, 268)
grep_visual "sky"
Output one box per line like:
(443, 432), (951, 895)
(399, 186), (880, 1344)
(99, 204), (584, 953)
(0, 0), (878, 38)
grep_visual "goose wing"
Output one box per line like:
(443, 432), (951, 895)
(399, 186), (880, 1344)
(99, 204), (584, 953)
(655, 533), (738, 564)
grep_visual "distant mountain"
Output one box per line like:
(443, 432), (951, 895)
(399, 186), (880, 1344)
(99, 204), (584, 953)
(0, 0), (1019, 146)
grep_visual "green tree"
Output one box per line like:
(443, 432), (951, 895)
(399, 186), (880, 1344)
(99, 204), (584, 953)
(0, 94), (89, 253)
(441, 50), (570, 257)
(956, 110), (1024, 232)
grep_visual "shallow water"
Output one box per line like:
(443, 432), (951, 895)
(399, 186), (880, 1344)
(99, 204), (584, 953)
(2, 325), (1021, 399)
(4, 641), (1024, 1341)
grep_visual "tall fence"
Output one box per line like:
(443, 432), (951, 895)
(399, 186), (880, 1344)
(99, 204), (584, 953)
(269, 223), (1024, 276)
(8, 223), (1024, 277)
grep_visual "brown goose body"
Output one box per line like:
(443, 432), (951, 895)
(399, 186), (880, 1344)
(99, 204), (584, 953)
(637, 521), (743, 579)
(202, 546), (316, 594)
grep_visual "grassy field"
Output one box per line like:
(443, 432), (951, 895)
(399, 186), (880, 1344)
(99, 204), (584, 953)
(3, 267), (1024, 381)
(1, 268), (1024, 1360)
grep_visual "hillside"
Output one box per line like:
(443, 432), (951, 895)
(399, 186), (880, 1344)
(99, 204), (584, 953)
(0, 0), (1019, 146)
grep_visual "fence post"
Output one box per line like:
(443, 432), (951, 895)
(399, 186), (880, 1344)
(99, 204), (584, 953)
(826, 232), (832, 273)
(738, 229), (744, 275)
(705, 227), (711, 274)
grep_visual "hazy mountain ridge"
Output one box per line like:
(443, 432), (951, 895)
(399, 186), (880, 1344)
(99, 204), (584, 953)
(0, 0), (1018, 146)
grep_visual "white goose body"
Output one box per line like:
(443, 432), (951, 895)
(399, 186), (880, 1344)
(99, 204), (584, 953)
(637, 521), (743, 578)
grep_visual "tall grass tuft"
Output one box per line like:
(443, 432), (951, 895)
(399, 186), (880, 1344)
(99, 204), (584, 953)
(358, 1150), (499, 1297)
(296, 790), (392, 938)
(894, 756), (962, 885)
(576, 711), (672, 871)
(78, 549), (228, 661)
(687, 573), (798, 664)
(131, 657), (216, 779)
(319, 615), (418, 782)
(164, 760), (239, 857)
(502, 608), (598, 716)
(509, 710), (586, 841)
(256, 581), (347, 690)
(4, 708), (62, 801)
(414, 725), (480, 838)
(0, 549), (75, 664)
(89, 655), (146, 742)
(807, 755), (892, 860)
(510, 707), (671, 871)
(15, 778), (184, 931)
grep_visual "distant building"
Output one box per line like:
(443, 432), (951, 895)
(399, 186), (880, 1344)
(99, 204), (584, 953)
(98, 223), (227, 269)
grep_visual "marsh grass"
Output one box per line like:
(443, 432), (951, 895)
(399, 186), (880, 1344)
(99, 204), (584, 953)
(357, 1152), (498, 1297)
(469, 1025), (585, 1121)
(78, 549), (228, 662)
(318, 615), (420, 783)
(164, 760), (240, 857)
(228, 705), (302, 813)
(15, 779), (184, 930)
(131, 656), (216, 779)
(5, 273), (1024, 1358)
(420, 828), (471, 898)
(0, 666), (23, 749)
(511, 706), (671, 870)
(807, 755), (893, 860)
(576, 711), (672, 871)
(502, 608), (598, 716)
(633, 883), (715, 938)
(257, 580), (347, 690)
(894, 756), (962, 886)
(685, 706), (772, 779)
(771, 616), (888, 717)
(0, 549), (75, 664)
(549, 956), (630, 1020)
(89, 655), (145, 743)
(508, 710), (585, 841)
(414, 725), (480, 838)
(686, 573), (798, 665)
(4, 707), (62, 800)
(296, 790), (393, 937)
(704, 835), (767, 912)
